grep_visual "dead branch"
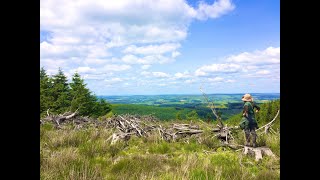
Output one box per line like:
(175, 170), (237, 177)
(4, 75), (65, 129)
(257, 110), (280, 133)
(199, 86), (224, 128)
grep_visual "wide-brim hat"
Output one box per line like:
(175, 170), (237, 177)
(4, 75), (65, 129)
(242, 94), (253, 102)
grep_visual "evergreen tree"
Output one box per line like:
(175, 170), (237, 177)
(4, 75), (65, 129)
(92, 98), (112, 118)
(40, 67), (56, 116)
(40, 67), (112, 118)
(51, 68), (71, 113)
(40, 67), (50, 115)
(69, 72), (96, 116)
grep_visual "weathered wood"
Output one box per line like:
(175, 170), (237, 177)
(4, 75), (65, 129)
(243, 146), (276, 161)
(257, 110), (280, 133)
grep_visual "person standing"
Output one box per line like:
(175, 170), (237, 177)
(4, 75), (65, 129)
(241, 94), (260, 147)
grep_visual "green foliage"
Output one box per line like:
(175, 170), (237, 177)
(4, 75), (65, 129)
(40, 67), (54, 117)
(175, 111), (183, 120)
(40, 67), (112, 118)
(50, 68), (71, 114)
(92, 98), (112, 118)
(69, 72), (94, 115)
(149, 142), (171, 154)
(186, 110), (199, 120)
(112, 104), (191, 120)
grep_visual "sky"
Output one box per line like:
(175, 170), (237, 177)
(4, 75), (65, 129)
(40, 0), (280, 95)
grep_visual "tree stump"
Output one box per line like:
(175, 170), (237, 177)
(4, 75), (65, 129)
(243, 146), (275, 161)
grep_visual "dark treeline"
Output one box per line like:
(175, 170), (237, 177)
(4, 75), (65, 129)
(40, 67), (112, 118)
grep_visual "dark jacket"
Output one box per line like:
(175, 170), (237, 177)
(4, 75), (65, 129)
(242, 101), (260, 129)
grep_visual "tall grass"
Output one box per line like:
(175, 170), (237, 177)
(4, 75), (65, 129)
(41, 119), (280, 180)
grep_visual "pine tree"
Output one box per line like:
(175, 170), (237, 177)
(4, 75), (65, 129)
(40, 67), (54, 116)
(69, 72), (96, 116)
(92, 98), (112, 118)
(51, 68), (71, 114)
(40, 67), (49, 115)
(40, 67), (112, 118)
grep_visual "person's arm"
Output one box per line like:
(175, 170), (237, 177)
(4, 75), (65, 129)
(243, 105), (248, 117)
(253, 103), (260, 112)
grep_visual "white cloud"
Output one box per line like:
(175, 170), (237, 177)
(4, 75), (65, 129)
(208, 77), (224, 82)
(82, 73), (113, 80)
(102, 64), (131, 71)
(41, 58), (69, 71)
(72, 66), (96, 74)
(226, 79), (235, 83)
(174, 71), (191, 79)
(185, 79), (196, 84)
(196, 0), (235, 20)
(41, 0), (235, 75)
(194, 47), (280, 83)
(171, 51), (181, 58)
(84, 58), (109, 65)
(40, 0), (237, 94)
(158, 83), (167, 87)
(256, 70), (270, 75)
(195, 63), (241, 76)
(226, 47), (280, 65)
(107, 78), (123, 83)
(122, 54), (174, 65)
(140, 71), (171, 78)
(141, 65), (151, 70)
(152, 72), (170, 78)
(122, 54), (140, 64)
(140, 71), (151, 76)
(123, 43), (180, 55)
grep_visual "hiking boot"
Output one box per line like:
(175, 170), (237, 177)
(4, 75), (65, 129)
(252, 132), (257, 148)
(245, 131), (251, 146)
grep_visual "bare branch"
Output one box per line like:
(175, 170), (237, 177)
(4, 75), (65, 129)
(257, 110), (280, 132)
(199, 86), (224, 128)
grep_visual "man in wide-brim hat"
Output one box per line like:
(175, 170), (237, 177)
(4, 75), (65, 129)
(240, 94), (260, 147)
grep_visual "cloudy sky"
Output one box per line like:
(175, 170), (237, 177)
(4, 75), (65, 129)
(40, 0), (280, 95)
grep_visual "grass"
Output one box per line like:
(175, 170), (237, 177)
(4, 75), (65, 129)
(41, 118), (280, 180)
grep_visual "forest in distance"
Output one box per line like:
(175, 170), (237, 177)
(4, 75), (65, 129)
(98, 93), (280, 121)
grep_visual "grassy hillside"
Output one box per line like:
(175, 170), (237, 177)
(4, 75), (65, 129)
(41, 115), (280, 179)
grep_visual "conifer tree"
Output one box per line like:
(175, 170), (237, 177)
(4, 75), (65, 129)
(40, 67), (51, 115)
(40, 67), (112, 118)
(92, 98), (112, 118)
(69, 72), (96, 116)
(51, 68), (71, 113)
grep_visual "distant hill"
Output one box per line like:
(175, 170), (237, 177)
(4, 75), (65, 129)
(100, 94), (280, 121)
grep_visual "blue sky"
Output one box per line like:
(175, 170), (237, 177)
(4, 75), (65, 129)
(40, 0), (279, 95)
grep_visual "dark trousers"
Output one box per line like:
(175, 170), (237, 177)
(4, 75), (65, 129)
(244, 127), (257, 146)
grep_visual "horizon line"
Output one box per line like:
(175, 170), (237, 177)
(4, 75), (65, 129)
(96, 92), (280, 96)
